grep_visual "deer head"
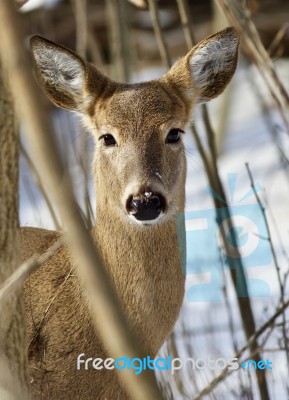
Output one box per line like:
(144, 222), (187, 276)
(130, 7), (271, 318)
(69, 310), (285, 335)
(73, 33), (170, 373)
(30, 27), (239, 226)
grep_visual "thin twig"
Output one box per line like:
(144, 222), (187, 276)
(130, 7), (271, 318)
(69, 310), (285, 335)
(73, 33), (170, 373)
(72, 0), (87, 58)
(147, 0), (171, 69)
(87, 28), (106, 69)
(244, 58), (289, 177)
(175, 0), (195, 48)
(246, 162), (289, 372)
(263, 190), (289, 269)
(29, 267), (73, 351)
(176, 0), (218, 159)
(216, 0), (289, 133)
(268, 23), (289, 58)
(106, 0), (131, 82)
(219, 250), (239, 353)
(245, 164), (284, 301)
(0, 238), (63, 304)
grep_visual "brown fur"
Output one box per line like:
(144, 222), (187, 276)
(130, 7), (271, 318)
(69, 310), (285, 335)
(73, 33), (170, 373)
(22, 28), (239, 399)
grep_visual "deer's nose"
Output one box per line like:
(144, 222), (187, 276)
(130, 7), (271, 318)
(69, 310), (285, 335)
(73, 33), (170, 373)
(126, 191), (166, 221)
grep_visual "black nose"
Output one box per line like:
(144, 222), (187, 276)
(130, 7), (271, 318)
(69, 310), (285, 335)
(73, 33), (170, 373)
(126, 191), (166, 221)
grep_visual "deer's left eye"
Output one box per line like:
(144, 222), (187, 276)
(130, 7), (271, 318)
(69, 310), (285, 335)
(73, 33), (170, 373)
(166, 129), (184, 144)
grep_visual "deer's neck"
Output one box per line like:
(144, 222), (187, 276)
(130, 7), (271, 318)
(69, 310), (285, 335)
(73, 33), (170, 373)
(93, 205), (186, 273)
(92, 203), (186, 354)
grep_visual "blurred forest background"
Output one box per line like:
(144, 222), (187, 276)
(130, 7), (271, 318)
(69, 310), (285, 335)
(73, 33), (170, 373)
(14, 0), (289, 399)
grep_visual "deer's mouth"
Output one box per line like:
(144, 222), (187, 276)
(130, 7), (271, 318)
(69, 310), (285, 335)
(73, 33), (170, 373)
(126, 191), (167, 223)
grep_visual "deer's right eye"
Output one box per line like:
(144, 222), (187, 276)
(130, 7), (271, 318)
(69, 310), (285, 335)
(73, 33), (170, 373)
(99, 134), (117, 147)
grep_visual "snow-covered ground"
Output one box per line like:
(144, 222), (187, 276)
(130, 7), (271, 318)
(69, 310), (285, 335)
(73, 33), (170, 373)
(20, 59), (289, 399)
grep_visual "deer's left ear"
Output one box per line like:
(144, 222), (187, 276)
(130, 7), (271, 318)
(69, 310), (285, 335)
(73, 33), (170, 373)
(164, 27), (239, 105)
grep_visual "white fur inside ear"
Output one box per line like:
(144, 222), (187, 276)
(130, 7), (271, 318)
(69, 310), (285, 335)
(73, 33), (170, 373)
(33, 42), (84, 96)
(189, 34), (238, 94)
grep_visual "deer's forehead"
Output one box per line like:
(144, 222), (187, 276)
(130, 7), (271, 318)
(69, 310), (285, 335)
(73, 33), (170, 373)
(95, 83), (186, 133)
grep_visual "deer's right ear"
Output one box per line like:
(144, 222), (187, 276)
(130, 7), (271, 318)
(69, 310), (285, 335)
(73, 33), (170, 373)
(30, 36), (109, 113)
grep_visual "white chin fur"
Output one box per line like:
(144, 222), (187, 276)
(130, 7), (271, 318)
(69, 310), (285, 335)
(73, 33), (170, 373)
(128, 212), (165, 226)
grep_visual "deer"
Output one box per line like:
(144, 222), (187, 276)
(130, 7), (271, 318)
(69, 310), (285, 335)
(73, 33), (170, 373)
(20, 27), (239, 399)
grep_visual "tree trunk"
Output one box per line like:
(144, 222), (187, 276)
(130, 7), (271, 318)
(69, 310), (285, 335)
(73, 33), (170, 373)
(0, 64), (30, 400)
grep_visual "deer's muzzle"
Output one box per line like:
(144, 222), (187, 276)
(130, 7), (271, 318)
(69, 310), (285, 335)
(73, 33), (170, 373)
(126, 190), (166, 222)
